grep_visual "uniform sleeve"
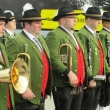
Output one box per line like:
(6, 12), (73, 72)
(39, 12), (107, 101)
(46, 32), (70, 77)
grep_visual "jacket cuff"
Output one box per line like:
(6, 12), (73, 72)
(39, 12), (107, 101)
(61, 68), (70, 77)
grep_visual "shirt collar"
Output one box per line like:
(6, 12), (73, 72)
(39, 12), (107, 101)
(5, 29), (14, 37)
(60, 25), (73, 34)
(104, 27), (110, 32)
(85, 25), (96, 36)
(23, 29), (38, 42)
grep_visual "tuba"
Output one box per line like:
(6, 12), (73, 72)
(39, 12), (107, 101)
(0, 44), (30, 94)
(59, 41), (72, 70)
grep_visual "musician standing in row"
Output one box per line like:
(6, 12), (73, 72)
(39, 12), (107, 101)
(98, 12), (110, 106)
(4, 10), (17, 44)
(46, 6), (86, 110)
(77, 7), (110, 110)
(6, 8), (52, 110)
(0, 8), (14, 110)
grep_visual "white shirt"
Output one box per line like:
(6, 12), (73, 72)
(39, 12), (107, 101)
(85, 25), (96, 37)
(5, 29), (14, 37)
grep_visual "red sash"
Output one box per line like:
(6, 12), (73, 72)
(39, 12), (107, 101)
(97, 41), (104, 75)
(0, 51), (11, 110)
(41, 50), (49, 96)
(76, 44), (85, 86)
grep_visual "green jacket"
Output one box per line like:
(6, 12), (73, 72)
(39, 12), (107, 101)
(7, 31), (52, 105)
(4, 31), (16, 45)
(0, 31), (16, 46)
(0, 43), (14, 110)
(46, 26), (85, 87)
(99, 28), (110, 75)
(77, 26), (110, 84)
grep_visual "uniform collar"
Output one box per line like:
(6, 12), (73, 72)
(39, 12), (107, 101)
(60, 25), (73, 34)
(85, 25), (96, 36)
(5, 29), (14, 37)
(23, 29), (38, 43)
(104, 27), (110, 32)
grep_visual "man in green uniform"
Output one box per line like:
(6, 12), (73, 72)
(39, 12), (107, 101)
(99, 11), (110, 106)
(77, 7), (110, 110)
(0, 8), (14, 110)
(4, 10), (16, 45)
(46, 6), (86, 110)
(7, 8), (52, 110)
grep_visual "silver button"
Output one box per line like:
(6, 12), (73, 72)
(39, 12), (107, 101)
(4, 96), (7, 98)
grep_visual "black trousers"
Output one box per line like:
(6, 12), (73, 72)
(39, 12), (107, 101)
(52, 85), (83, 110)
(81, 86), (101, 110)
(14, 96), (44, 110)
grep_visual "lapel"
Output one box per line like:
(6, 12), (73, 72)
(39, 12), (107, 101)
(38, 35), (50, 59)
(74, 32), (84, 52)
(22, 31), (46, 62)
(0, 43), (8, 66)
(59, 26), (78, 49)
(103, 28), (110, 46)
(84, 26), (99, 48)
(5, 31), (12, 39)
(96, 34), (103, 49)
(103, 28), (110, 33)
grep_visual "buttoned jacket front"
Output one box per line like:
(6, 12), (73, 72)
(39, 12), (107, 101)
(77, 27), (108, 85)
(7, 31), (52, 105)
(46, 26), (85, 87)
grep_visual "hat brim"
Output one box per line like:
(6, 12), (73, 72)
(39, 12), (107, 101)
(52, 12), (81, 21)
(101, 17), (110, 21)
(17, 17), (46, 22)
(0, 16), (10, 21)
(6, 17), (16, 21)
(83, 13), (102, 19)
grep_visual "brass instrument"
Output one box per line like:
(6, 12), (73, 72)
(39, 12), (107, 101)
(0, 44), (30, 94)
(59, 43), (72, 70)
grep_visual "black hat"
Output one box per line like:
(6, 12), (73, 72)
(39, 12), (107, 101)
(52, 6), (80, 21)
(18, 9), (46, 22)
(0, 8), (8, 20)
(102, 12), (110, 21)
(4, 11), (16, 20)
(84, 7), (102, 19)
(103, 7), (110, 11)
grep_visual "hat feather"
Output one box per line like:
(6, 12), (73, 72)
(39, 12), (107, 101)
(22, 3), (34, 15)
(82, 4), (92, 13)
(4, 10), (14, 16)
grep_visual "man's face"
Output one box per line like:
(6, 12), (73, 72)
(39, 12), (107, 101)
(103, 21), (110, 30)
(26, 20), (42, 36)
(90, 18), (101, 30)
(0, 20), (6, 37)
(63, 15), (77, 31)
(6, 19), (16, 31)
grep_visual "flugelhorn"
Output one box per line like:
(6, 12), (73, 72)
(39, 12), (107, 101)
(0, 44), (30, 94)
(59, 43), (72, 70)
